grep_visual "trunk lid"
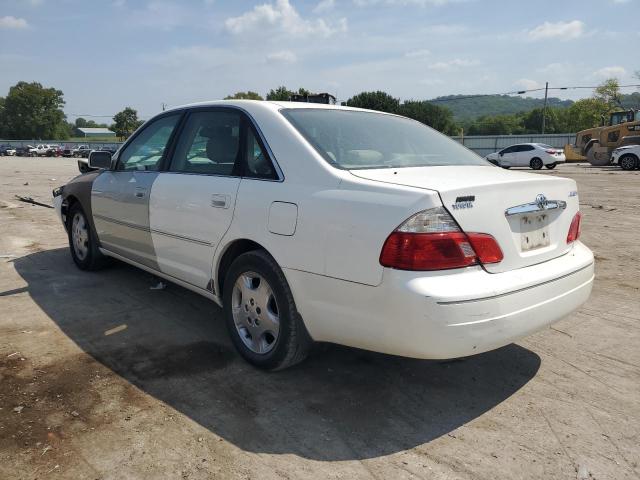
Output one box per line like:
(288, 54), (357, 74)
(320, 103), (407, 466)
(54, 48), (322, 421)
(351, 165), (579, 273)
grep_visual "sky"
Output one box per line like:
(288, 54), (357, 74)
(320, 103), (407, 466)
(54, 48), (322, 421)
(0, 0), (638, 121)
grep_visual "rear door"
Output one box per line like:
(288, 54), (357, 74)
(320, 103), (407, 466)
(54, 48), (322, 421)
(91, 113), (182, 269)
(517, 144), (535, 166)
(148, 108), (244, 290)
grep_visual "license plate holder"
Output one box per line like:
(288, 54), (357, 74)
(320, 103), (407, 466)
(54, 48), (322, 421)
(521, 214), (550, 251)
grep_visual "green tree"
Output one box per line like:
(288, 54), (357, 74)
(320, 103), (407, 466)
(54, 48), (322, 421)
(266, 86), (294, 101)
(265, 86), (310, 101)
(0, 97), (6, 138)
(346, 91), (400, 113)
(1, 81), (69, 139)
(112, 107), (143, 139)
(594, 78), (623, 109)
(398, 100), (456, 134)
(562, 98), (610, 132)
(224, 91), (264, 100)
(466, 114), (522, 135)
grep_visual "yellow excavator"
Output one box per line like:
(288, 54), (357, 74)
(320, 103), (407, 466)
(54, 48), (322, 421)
(564, 109), (640, 165)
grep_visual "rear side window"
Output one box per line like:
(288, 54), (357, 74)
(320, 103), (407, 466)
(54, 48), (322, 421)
(244, 127), (277, 180)
(117, 114), (180, 171)
(520, 145), (535, 151)
(170, 111), (241, 176)
(281, 108), (486, 169)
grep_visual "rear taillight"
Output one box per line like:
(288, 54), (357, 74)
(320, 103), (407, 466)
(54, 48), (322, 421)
(566, 211), (582, 243)
(545, 149), (556, 154)
(379, 207), (503, 271)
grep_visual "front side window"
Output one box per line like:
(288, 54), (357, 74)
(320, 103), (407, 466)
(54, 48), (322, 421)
(500, 146), (516, 154)
(281, 108), (487, 169)
(117, 114), (180, 171)
(170, 111), (241, 176)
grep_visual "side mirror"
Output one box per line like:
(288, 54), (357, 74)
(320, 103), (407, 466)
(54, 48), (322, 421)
(499, 152), (503, 156)
(88, 150), (112, 170)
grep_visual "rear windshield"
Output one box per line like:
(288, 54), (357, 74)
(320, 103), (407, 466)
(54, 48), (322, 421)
(280, 108), (487, 169)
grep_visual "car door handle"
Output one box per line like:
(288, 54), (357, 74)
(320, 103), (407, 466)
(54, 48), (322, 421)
(135, 187), (147, 198)
(211, 194), (230, 209)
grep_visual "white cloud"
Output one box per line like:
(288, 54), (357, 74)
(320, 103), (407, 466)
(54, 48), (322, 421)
(405, 49), (431, 58)
(427, 58), (479, 71)
(537, 62), (568, 75)
(225, 0), (347, 37)
(514, 78), (541, 91)
(593, 66), (627, 79)
(527, 20), (585, 40)
(354, 0), (457, 6)
(147, 45), (231, 70)
(266, 50), (297, 63)
(313, 0), (335, 13)
(128, 1), (193, 30)
(0, 15), (28, 29)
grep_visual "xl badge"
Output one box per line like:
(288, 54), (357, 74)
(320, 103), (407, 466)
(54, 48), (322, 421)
(452, 195), (475, 210)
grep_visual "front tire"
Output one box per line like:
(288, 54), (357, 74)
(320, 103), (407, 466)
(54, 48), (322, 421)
(67, 203), (108, 271)
(619, 154), (638, 171)
(223, 250), (311, 370)
(545, 162), (557, 170)
(530, 157), (543, 170)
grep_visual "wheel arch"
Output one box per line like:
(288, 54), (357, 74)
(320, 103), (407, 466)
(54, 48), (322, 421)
(215, 238), (274, 297)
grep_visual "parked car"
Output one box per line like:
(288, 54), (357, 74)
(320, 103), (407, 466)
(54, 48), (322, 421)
(72, 145), (91, 158)
(62, 145), (74, 157)
(53, 101), (594, 370)
(47, 144), (63, 156)
(0, 144), (17, 156)
(485, 143), (566, 170)
(15, 145), (34, 156)
(611, 144), (640, 170)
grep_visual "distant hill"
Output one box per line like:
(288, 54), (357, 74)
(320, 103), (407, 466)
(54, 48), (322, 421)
(428, 95), (574, 122)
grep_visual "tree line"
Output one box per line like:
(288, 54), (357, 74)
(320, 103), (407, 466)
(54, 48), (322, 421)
(0, 81), (144, 140)
(1, 78), (637, 141)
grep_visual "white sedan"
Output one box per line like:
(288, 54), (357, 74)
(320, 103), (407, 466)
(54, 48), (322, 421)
(53, 101), (593, 370)
(486, 143), (566, 170)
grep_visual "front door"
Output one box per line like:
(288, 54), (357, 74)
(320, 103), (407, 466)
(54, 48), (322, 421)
(149, 109), (244, 290)
(91, 113), (182, 269)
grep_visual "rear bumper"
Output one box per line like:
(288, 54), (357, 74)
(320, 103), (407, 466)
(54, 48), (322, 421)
(286, 241), (594, 359)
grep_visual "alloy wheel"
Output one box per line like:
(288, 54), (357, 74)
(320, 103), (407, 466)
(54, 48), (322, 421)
(71, 212), (89, 261)
(231, 271), (280, 354)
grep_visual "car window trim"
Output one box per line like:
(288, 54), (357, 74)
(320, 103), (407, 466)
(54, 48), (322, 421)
(160, 105), (283, 182)
(165, 108), (244, 177)
(112, 110), (185, 172)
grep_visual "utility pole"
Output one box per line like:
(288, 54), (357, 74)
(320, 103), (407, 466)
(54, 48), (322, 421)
(541, 81), (548, 134)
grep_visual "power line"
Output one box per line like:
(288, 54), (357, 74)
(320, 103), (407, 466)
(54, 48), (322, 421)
(427, 84), (640, 103)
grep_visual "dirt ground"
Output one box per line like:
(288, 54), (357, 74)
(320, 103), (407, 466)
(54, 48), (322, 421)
(0, 157), (638, 480)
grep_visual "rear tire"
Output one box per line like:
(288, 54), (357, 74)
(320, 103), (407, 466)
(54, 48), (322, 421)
(67, 202), (108, 271)
(530, 157), (543, 170)
(223, 250), (312, 370)
(619, 154), (638, 171)
(545, 163), (557, 170)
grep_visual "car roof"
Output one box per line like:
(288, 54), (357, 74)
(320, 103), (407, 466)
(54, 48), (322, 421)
(163, 99), (373, 116)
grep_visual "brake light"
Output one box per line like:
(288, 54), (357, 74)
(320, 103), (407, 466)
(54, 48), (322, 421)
(545, 149), (556, 154)
(566, 211), (582, 243)
(379, 207), (503, 271)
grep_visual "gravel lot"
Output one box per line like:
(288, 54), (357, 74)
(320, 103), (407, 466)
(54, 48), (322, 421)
(1, 157), (638, 480)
